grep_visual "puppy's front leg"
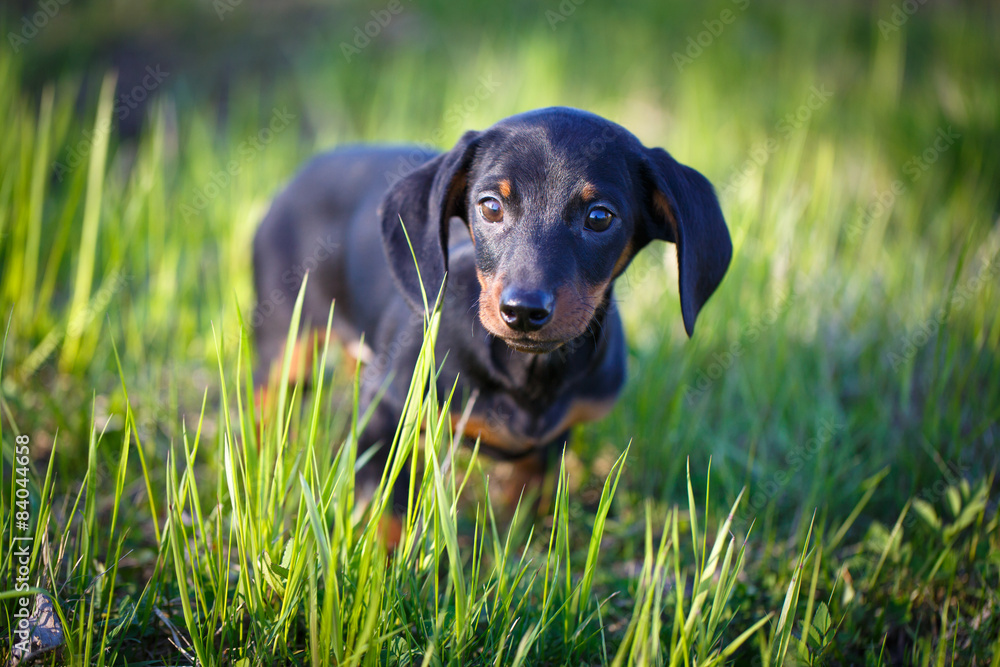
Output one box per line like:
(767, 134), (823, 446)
(493, 433), (567, 520)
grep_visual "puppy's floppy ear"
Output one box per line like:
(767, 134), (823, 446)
(642, 147), (732, 336)
(380, 130), (481, 312)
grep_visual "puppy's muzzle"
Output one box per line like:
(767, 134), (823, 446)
(499, 286), (555, 333)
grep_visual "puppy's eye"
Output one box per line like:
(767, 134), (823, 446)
(585, 206), (614, 232)
(479, 197), (504, 223)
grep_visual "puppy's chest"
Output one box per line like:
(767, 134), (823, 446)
(449, 389), (616, 456)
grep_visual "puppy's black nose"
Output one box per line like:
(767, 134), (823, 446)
(499, 287), (554, 332)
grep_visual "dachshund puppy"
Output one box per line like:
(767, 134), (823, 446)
(253, 107), (732, 510)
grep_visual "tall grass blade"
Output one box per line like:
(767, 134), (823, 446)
(61, 72), (115, 369)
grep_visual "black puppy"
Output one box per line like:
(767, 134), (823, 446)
(253, 107), (731, 507)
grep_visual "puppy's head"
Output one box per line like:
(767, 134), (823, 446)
(381, 107), (732, 352)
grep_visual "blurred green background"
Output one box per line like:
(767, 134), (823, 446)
(2, 0), (999, 661)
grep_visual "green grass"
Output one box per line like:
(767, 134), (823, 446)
(2, 0), (1000, 663)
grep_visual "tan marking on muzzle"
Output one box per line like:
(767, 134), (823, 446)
(476, 269), (508, 335)
(475, 271), (610, 345)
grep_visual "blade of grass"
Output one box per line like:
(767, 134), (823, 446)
(61, 72), (115, 369)
(574, 445), (629, 623)
(21, 85), (53, 320)
(773, 512), (815, 665)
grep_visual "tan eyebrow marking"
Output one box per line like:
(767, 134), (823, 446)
(581, 182), (598, 201)
(498, 179), (511, 198)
